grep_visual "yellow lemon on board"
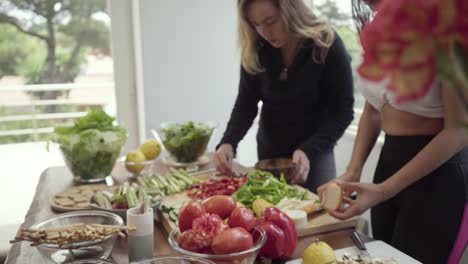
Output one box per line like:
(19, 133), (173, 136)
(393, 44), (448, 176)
(125, 150), (146, 173)
(139, 139), (162, 160)
(303, 240), (337, 264)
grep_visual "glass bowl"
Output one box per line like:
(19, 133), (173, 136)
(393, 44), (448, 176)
(68, 259), (116, 264)
(152, 122), (217, 165)
(168, 227), (267, 264)
(119, 156), (155, 178)
(30, 211), (123, 264)
(58, 129), (127, 183)
(131, 256), (215, 264)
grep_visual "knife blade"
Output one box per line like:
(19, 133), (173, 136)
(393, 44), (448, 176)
(351, 231), (373, 261)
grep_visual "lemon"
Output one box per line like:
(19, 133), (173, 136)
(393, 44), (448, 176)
(303, 240), (336, 264)
(139, 139), (162, 160)
(125, 150), (146, 173)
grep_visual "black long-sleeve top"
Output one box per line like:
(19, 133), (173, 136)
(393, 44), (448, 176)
(219, 33), (354, 160)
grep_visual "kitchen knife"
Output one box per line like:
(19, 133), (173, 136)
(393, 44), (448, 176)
(351, 231), (373, 261)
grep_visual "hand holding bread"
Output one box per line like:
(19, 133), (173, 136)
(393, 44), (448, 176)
(326, 181), (389, 220)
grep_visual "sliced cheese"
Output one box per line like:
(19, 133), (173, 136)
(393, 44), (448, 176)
(285, 210), (307, 230)
(322, 182), (343, 210)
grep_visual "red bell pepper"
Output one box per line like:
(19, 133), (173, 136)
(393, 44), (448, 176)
(254, 207), (298, 259)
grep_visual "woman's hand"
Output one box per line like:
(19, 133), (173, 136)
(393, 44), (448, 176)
(328, 181), (388, 220)
(289, 150), (310, 185)
(317, 169), (362, 199)
(213, 144), (234, 175)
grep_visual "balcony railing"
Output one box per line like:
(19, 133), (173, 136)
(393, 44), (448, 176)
(0, 82), (115, 143)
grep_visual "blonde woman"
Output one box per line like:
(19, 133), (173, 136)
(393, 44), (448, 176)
(214, 0), (354, 191)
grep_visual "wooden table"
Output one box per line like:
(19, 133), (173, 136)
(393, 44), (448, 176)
(6, 159), (370, 264)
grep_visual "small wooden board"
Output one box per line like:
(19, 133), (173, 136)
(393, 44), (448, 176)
(293, 185), (358, 237)
(159, 176), (357, 237)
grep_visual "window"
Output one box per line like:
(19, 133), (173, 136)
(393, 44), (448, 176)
(0, 0), (116, 144)
(0, 0), (117, 226)
(312, 0), (370, 136)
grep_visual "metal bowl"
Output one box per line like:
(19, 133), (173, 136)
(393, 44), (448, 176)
(30, 211), (123, 264)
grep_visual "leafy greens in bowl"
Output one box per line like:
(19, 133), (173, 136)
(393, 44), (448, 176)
(155, 122), (216, 163)
(49, 109), (127, 183)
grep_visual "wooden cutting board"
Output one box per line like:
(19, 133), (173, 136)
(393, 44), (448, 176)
(293, 185), (358, 237)
(159, 174), (357, 237)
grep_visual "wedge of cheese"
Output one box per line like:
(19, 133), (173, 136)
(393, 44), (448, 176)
(285, 210), (307, 229)
(322, 182), (343, 210)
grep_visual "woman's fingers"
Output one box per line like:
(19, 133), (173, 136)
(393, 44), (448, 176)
(329, 203), (361, 220)
(337, 181), (361, 196)
(213, 152), (232, 175)
(291, 161), (307, 184)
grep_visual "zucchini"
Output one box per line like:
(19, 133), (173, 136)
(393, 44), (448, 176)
(168, 209), (178, 222)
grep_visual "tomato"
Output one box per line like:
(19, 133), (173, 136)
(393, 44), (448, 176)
(201, 195), (236, 219)
(228, 207), (256, 231)
(178, 201), (206, 232)
(211, 227), (254, 255)
(178, 229), (206, 253)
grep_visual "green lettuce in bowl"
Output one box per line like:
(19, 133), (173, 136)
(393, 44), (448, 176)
(50, 109), (127, 183)
(156, 122), (216, 163)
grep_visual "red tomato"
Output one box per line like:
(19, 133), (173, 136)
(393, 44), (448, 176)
(228, 207), (256, 231)
(178, 201), (206, 232)
(201, 195), (236, 219)
(211, 227), (254, 255)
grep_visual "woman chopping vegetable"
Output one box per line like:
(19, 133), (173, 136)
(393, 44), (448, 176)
(214, 0), (354, 192)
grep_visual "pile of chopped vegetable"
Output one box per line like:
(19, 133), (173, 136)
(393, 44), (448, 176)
(141, 170), (200, 195)
(232, 170), (308, 209)
(93, 181), (162, 209)
(50, 109), (127, 180)
(188, 176), (247, 200)
(161, 122), (214, 163)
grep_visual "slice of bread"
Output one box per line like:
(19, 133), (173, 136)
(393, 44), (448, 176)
(322, 182), (343, 210)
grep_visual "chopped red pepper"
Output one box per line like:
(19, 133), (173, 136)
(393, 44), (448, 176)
(188, 176), (247, 200)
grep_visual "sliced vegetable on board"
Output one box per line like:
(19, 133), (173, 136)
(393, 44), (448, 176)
(232, 170), (308, 209)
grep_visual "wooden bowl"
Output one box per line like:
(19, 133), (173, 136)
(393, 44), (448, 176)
(254, 158), (298, 180)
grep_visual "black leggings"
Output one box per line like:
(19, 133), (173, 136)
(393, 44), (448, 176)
(372, 135), (468, 264)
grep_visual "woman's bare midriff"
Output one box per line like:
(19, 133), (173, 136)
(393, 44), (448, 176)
(381, 104), (444, 136)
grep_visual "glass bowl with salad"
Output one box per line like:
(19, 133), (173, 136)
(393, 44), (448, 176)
(153, 121), (216, 165)
(49, 109), (127, 183)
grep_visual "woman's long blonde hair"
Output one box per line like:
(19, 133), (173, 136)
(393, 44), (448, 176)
(238, 0), (334, 73)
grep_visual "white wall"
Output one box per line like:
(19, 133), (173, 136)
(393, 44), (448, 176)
(136, 0), (240, 151)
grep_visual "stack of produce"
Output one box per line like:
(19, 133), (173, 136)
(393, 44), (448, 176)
(49, 109), (127, 181)
(125, 139), (162, 175)
(175, 195), (298, 260)
(142, 170), (200, 195)
(187, 176), (246, 200)
(232, 170), (309, 209)
(160, 121), (215, 163)
(10, 223), (136, 247)
(93, 182), (161, 210)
